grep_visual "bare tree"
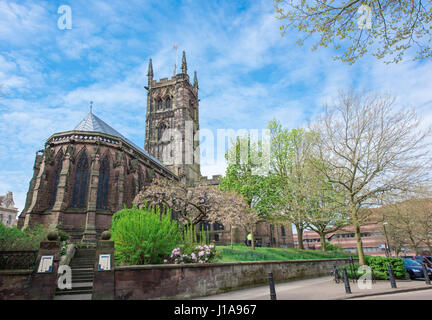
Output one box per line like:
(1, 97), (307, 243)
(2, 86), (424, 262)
(311, 90), (431, 264)
(381, 197), (432, 255)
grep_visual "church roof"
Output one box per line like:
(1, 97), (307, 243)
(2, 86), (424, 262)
(74, 111), (167, 170)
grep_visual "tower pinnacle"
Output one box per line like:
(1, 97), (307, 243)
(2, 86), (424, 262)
(181, 51), (187, 74)
(193, 71), (198, 89)
(147, 58), (154, 79)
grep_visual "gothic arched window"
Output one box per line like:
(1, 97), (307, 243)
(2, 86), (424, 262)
(72, 152), (89, 208)
(51, 158), (63, 208)
(97, 156), (110, 209)
(165, 98), (171, 109)
(157, 98), (163, 110)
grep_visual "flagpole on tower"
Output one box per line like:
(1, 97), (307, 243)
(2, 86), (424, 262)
(173, 44), (178, 76)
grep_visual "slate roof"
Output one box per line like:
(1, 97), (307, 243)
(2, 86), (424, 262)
(74, 111), (167, 169)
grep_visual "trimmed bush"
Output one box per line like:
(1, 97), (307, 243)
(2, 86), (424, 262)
(365, 256), (407, 280)
(339, 256), (408, 280)
(110, 205), (181, 265)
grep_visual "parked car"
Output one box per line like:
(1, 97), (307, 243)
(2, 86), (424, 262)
(413, 256), (432, 268)
(403, 256), (432, 267)
(403, 258), (432, 280)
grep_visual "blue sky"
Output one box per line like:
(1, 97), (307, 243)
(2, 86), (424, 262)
(1, 0), (431, 213)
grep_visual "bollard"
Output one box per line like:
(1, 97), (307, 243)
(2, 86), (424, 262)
(421, 263), (431, 285)
(268, 272), (277, 300)
(387, 264), (397, 288)
(342, 267), (351, 294)
(371, 268), (376, 284)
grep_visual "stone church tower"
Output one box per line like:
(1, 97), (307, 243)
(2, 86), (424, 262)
(144, 51), (201, 184)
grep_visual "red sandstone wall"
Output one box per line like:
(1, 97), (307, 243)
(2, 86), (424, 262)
(113, 258), (353, 300)
(0, 270), (33, 300)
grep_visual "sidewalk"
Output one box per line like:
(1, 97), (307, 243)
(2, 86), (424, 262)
(197, 276), (432, 300)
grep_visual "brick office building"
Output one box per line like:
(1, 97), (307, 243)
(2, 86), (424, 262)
(293, 224), (389, 256)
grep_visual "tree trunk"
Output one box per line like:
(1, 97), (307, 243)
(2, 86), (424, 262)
(351, 206), (366, 265)
(427, 244), (432, 256)
(230, 225), (233, 249)
(319, 233), (326, 251)
(296, 225), (304, 250)
(251, 231), (255, 251)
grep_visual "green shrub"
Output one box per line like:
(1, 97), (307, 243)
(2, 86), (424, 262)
(110, 205), (181, 265)
(57, 229), (70, 241)
(326, 243), (345, 253)
(339, 256), (408, 280)
(365, 256), (408, 280)
(182, 220), (211, 255)
(0, 223), (48, 250)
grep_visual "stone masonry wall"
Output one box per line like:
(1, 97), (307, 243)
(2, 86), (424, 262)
(114, 258), (353, 300)
(0, 270), (33, 300)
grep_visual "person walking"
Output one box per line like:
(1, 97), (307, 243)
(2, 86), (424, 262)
(247, 233), (252, 246)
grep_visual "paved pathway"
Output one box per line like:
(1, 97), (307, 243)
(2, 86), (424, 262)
(197, 276), (432, 300)
(353, 290), (432, 300)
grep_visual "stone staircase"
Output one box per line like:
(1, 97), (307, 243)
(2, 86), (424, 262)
(54, 247), (96, 300)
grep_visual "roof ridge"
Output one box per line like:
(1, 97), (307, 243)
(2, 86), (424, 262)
(73, 111), (167, 170)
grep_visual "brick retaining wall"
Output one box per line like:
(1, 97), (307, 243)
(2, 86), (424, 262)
(114, 258), (353, 300)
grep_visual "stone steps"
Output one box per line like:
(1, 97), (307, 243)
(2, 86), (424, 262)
(54, 248), (96, 300)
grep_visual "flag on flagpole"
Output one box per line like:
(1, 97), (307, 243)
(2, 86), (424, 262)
(173, 45), (178, 49)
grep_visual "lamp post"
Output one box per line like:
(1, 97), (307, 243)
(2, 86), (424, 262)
(383, 222), (391, 257)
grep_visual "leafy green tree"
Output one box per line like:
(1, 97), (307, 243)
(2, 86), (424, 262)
(274, 0), (432, 64)
(304, 163), (351, 251)
(266, 120), (316, 250)
(220, 135), (270, 250)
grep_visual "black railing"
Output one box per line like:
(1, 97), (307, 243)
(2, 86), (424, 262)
(0, 250), (38, 270)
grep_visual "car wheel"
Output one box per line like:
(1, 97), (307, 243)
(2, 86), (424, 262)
(408, 271), (415, 280)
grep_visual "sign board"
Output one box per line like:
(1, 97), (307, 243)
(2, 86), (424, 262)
(37, 255), (54, 273)
(378, 244), (386, 249)
(98, 254), (111, 271)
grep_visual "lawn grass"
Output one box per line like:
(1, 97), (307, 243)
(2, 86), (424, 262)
(214, 244), (354, 262)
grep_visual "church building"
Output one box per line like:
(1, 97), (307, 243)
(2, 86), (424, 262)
(18, 52), (293, 247)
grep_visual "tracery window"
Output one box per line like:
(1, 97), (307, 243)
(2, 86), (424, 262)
(72, 152), (89, 208)
(96, 156), (110, 209)
(50, 159), (62, 208)
(165, 98), (171, 109)
(157, 98), (163, 110)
